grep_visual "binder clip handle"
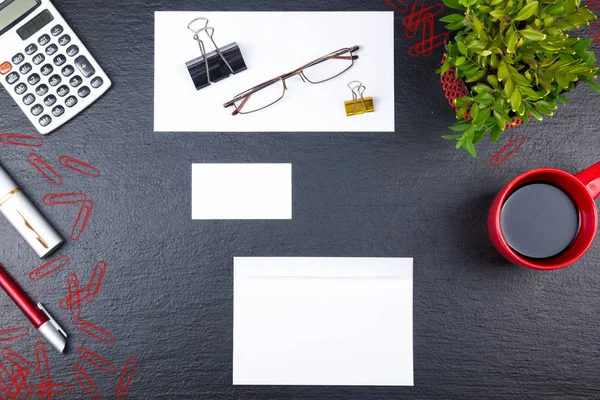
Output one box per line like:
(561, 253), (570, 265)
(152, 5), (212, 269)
(345, 81), (374, 116)
(187, 17), (234, 84)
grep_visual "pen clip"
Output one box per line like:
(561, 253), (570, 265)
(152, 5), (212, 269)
(37, 303), (67, 338)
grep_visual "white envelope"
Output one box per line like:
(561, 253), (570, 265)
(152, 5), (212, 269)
(233, 257), (413, 386)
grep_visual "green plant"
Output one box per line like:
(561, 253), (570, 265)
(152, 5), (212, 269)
(439, 0), (600, 157)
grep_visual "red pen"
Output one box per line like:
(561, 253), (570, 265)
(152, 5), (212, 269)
(0, 264), (66, 353)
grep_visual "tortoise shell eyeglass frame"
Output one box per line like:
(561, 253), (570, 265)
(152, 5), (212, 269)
(223, 45), (360, 115)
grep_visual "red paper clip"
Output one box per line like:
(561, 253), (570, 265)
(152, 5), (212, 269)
(30, 255), (70, 282)
(591, 19), (600, 45)
(58, 156), (101, 178)
(5, 370), (27, 399)
(74, 319), (115, 345)
(489, 135), (526, 167)
(86, 261), (106, 303)
(385, 0), (409, 13)
(0, 133), (44, 147)
(66, 273), (82, 319)
(72, 364), (101, 400)
(42, 192), (86, 206)
(0, 327), (29, 343)
(27, 153), (62, 186)
(34, 341), (51, 400)
(2, 348), (39, 377)
(36, 383), (75, 397)
(71, 200), (93, 241)
(115, 356), (138, 399)
(78, 347), (117, 375)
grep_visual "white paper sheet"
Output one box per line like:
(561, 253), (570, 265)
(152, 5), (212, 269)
(154, 12), (395, 132)
(233, 257), (413, 386)
(191, 164), (292, 220)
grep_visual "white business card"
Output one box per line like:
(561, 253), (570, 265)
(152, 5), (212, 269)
(191, 163), (292, 220)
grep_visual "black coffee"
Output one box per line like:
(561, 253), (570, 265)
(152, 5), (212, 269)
(500, 183), (579, 259)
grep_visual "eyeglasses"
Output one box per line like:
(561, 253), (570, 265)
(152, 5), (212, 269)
(223, 45), (360, 115)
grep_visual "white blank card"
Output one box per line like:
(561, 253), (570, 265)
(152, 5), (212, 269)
(233, 257), (414, 386)
(191, 164), (292, 220)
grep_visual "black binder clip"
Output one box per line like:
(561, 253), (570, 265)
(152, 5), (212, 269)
(185, 18), (247, 91)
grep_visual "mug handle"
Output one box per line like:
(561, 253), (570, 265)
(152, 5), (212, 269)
(575, 161), (600, 199)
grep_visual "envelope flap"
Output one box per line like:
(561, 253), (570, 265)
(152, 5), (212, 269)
(234, 257), (412, 279)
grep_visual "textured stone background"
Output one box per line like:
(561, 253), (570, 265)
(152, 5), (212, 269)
(0, 0), (599, 398)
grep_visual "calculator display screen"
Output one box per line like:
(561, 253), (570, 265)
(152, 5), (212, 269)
(0, 0), (39, 32)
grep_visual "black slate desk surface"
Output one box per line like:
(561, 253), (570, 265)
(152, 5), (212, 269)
(0, 0), (599, 399)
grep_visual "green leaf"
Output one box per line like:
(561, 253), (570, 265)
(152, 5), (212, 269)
(464, 137), (477, 157)
(555, 73), (570, 88)
(442, 134), (463, 140)
(465, 70), (486, 83)
(513, 1), (539, 21)
(455, 56), (467, 66)
(472, 14), (483, 35)
(581, 77), (600, 93)
(439, 14), (465, 23)
(487, 74), (499, 88)
(498, 61), (509, 81)
(558, 94), (570, 104)
(545, 3), (565, 16)
(473, 92), (494, 106)
(520, 28), (546, 41)
(490, 10), (506, 19)
(510, 88), (522, 112)
(490, 125), (501, 142)
(443, 0), (466, 10)
(457, 41), (468, 55)
(448, 121), (472, 132)
(504, 78), (515, 98)
(506, 27), (518, 53)
(467, 40), (488, 52)
(474, 106), (491, 126)
(494, 110), (507, 131)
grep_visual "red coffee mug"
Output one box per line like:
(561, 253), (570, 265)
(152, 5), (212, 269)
(489, 161), (600, 270)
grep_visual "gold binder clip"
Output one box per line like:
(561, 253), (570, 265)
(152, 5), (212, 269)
(344, 81), (374, 116)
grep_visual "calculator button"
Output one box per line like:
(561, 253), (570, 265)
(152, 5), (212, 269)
(0, 62), (11, 75)
(53, 55), (66, 66)
(27, 73), (40, 85)
(51, 105), (65, 117)
(50, 25), (63, 36)
(25, 44), (38, 55)
(58, 34), (71, 46)
(65, 95), (78, 108)
(48, 75), (61, 87)
(90, 76), (104, 89)
(12, 53), (24, 65)
(61, 65), (74, 77)
(66, 45), (79, 57)
(39, 115), (52, 127)
(31, 104), (44, 116)
(74, 56), (95, 78)
(38, 34), (51, 46)
(19, 63), (32, 75)
(78, 86), (90, 98)
(56, 85), (70, 97)
(36, 84), (49, 96)
(6, 72), (19, 84)
(32, 54), (45, 65)
(40, 64), (53, 76)
(44, 95), (57, 106)
(14, 83), (27, 95)
(23, 94), (35, 106)
(69, 76), (82, 87)
(45, 44), (58, 55)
